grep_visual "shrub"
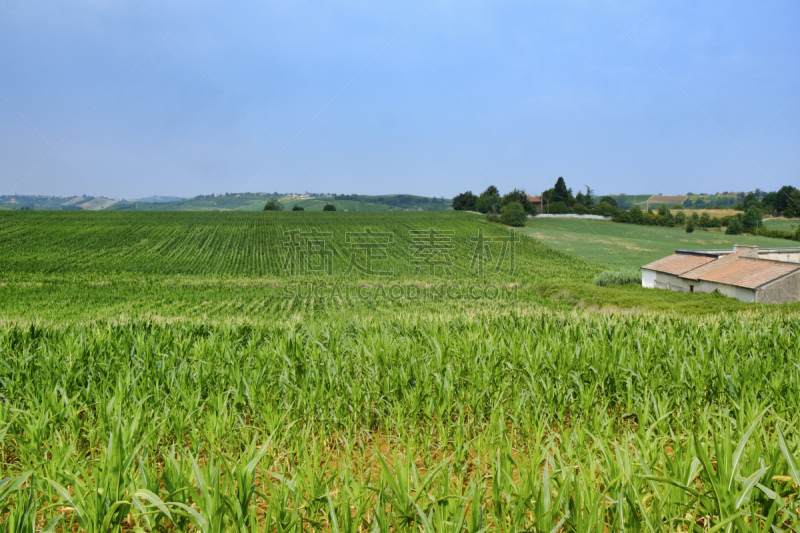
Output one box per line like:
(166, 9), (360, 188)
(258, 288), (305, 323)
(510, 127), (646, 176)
(292, 205), (304, 211)
(546, 201), (571, 214)
(500, 202), (527, 226)
(686, 220), (695, 233)
(323, 203), (336, 211)
(501, 189), (536, 214)
(592, 269), (642, 286)
(594, 201), (617, 217)
(263, 198), (284, 211)
(725, 216), (743, 235)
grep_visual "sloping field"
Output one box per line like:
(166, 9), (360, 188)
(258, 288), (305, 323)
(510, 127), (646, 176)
(520, 217), (795, 269)
(0, 211), (590, 281)
(764, 217), (800, 231)
(638, 194), (687, 208)
(77, 197), (118, 210)
(681, 208), (742, 219)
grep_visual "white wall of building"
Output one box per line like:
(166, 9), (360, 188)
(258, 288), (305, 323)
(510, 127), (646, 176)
(642, 269), (657, 288)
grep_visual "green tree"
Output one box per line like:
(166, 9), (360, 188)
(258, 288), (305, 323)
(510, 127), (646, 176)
(598, 195), (617, 207)
(743, 192), (758, 210)
(675, 211), (686, 226)
(500, 201), (527, 226)
(552, 177), (571, 204)
(686, 219), (695, 233)
(501, 189), (535, 214)
(581, 186), (594, 208)
(547, 201), (571, 214)
(292, 205), (304, 211)
(785, 190), (800, 218)
(263, 197), (284, 211)
(725, 216), (743, 235)
(475, 185), (501, 214)
(775, 185), (799, 215)
(594, 201), (617, 217)
(452, 191), (478, 211)
(761, 191), (777, 213)
(628, 204), (644, 224)
(741, 205), (762, 233)
(323, 203), (336, 211)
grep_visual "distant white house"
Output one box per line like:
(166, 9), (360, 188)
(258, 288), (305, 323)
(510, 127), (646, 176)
(642, 245), (800, 303)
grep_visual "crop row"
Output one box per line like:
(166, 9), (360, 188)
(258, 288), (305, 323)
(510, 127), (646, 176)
(0, 211), (597, 281)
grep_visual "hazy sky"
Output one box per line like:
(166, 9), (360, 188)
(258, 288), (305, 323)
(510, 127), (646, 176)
(1, 1), (798, 199)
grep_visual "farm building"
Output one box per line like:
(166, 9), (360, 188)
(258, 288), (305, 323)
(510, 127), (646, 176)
(527, 195), (542, 212)
(642, 245), (800, 303)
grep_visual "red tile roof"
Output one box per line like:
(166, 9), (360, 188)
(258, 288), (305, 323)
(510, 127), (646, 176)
(642, 254), (717, 276)
(684, 257), (800, 289)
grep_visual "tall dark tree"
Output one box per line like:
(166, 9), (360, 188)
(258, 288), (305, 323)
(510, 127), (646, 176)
(452, 191), (478, 211)
(552, 177), (571, 204)
(742, 206), (762, 233)
(581, 186), (595, 208)
(761, 191), (778, 213)
(475, 185), (501, 214)
(483, 185), (499, 197)
(775, 185), (799, 215)
(785, 190), (800, 218)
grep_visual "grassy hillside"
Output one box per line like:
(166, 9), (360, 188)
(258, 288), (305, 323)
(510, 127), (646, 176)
(110, 193), (450, 212)
(0, 211), (585, 280)
(2, 211), (788, 324)
(519, 217), (797, 270)
(2, 193), (451, 212)
(764, 217), (800, 231)
(0, 194), (118, 210)
(283, 194), (450, 212)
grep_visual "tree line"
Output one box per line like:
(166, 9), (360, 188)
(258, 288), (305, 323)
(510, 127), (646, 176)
(452, 178), (800, 239)
(451, 186), (536, 226)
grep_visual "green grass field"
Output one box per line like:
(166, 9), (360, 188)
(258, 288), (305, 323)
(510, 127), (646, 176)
(1, 211), (799, 532)
(519, 217), (797, 270)
(763, 217), (800, 231)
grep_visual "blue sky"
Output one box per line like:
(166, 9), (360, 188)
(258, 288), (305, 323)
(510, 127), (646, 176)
(1, 1), (798, 199)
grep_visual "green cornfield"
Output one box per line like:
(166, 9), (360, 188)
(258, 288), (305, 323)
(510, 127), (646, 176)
(1, 211), (799, 531)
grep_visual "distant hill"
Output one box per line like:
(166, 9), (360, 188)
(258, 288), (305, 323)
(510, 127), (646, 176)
(637, 195), (688, 209)
(0, 195), (119, 211)
(135, 196), (185, 203)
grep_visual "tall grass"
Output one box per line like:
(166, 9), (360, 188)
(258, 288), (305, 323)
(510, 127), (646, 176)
(1, 312), (799, 531)
(592, 269), (642, 286)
